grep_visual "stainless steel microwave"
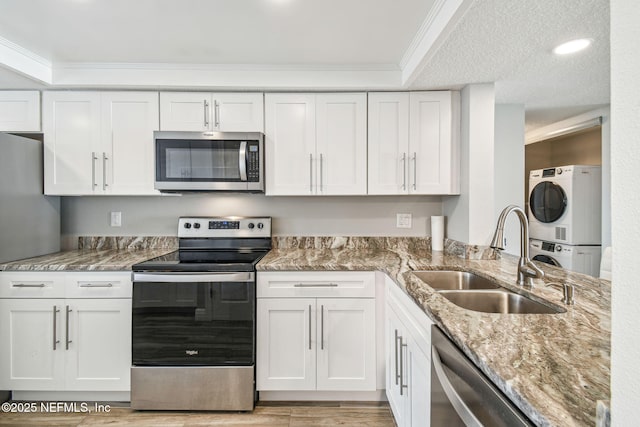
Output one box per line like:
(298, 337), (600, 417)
(154, 131), (264, 193)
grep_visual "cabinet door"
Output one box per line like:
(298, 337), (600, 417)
(0, 90), (40, 131)
(0, 299), (65, 390)
(368, 92), (410, 195)
(316, 298), (375, 391)
(102, 92), (160, 195)
(43, 91), (101, 195)
(65, 299), (131, 391)
(256, 298), (316, 390)
(316, 93), (367, 195)
(407, 342), (431, 427)
(409, 91), (457, 195)
(264, 94), (316, 195)
(386, 304), (407, 426)
(159, 92), (211, 131)
(214, 93), (264, 132)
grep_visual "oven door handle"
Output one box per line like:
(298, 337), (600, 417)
(132, 272), (254, 283)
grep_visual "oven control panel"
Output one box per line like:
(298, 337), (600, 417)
(178, 217), (271, 238)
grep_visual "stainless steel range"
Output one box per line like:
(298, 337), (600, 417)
(130, 217), (271, 411)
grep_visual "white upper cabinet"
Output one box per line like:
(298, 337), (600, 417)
(368, 91), (460, 195)
(44, 91), (159, 196)
(43, 92), (101, 195)
(0, 91), (41, 132)
(265, 93), (367, 196)
(159, 92), (263, 132)
(101, 92), (159, 195)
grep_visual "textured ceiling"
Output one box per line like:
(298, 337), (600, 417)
(409, 0), (610, 131)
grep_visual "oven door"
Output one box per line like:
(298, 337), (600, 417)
(154, 131), (263, 192)
(132, 272), (255, 366)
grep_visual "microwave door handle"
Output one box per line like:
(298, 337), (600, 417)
(239, 141), (248, 181)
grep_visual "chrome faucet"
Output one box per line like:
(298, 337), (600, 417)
(490, 205), (544, 287)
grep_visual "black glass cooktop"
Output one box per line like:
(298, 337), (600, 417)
(132, 249), (269, 273)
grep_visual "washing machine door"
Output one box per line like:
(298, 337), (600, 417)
(529, 181), (567, 223)
(533, 254), (562, 267)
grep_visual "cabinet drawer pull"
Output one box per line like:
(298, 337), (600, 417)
(214, 100), (220, 128)
(294, 283), (339, 288)
(53, 306), (60, 350)
(412, 152), (417, 191)
(102, 152), (109, 190)
(91, 152), (98, 189)
(309, 153), (313, 193)
(401, 152), (407, 191)
(13, 283), (46, 288)
(79, 283), (114, 288)
(204, 100), (210, 128)
(65, 305), (73, 350)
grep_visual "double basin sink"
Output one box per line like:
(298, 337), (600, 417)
(413, 270), (565, 314)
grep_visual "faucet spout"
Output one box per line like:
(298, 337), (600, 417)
(491, 205), (544, 287)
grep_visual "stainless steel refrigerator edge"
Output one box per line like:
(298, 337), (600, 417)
(0, 132), (61, 403)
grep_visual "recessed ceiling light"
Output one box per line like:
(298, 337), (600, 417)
(553, 38), (592, 55)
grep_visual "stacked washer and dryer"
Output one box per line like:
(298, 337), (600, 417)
(528, 165), (602, 276)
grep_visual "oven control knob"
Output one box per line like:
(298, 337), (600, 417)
(248, 223), (255, 229)
(193, 223), (201, 229)
(556, 245), (562, 252)
(184, 223), (192, 229)
(257, 223), (264, 229)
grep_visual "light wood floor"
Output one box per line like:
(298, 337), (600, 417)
(0, 401), (396, 426)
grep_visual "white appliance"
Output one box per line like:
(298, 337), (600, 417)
(528, 165), (601, 245)
(530, 239), (601, 277)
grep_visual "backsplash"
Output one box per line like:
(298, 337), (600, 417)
(77, 235), (498, 260)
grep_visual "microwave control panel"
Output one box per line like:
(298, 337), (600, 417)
(247, 142), (260, 182)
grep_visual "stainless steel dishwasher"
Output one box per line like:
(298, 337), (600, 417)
(431, 326), (534, 427)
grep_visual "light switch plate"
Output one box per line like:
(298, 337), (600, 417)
(396, 213), (412, 229)
(110, 211), (122, 227)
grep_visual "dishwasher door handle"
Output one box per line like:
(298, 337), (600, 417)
(431, 346), (483, 427)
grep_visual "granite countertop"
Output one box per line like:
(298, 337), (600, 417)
(257, 245), (611, 427)
(0, 248), (175, 272)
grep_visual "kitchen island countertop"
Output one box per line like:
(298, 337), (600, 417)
(257, 244), (610, 427)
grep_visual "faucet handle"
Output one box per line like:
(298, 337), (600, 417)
(546, 282), (575, 305)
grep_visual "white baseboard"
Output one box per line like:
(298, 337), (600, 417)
(258, 390), (387, 402)
(11, 391), (130, 402)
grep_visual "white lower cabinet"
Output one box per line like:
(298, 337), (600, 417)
(0, 272), (132, 393)
(386, 275), (434, 427)
(256, 271), (376, 392)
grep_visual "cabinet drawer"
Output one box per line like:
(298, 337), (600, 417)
(257, 271), (375, 298)
(0, 272), (65, 298)
(65, 272), (132, 298)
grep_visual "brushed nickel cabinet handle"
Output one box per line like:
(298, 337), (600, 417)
(321, 304), (324, 350)
(102, 152), (109, 190)
(308, 304), (312, 350)
(91, 152), (98, 189)
(399, 338), (408, 395)
(401, 153), (407, 191)
(13, 283), (46, 288)
(79, 283), (113, 288)
(319, 153), (324, 193)
(412, 152), (417, 191)
(204, 100), (210, 128)
(53, 306), (60, 350)
(214, 100), (220, 128)
(394, 330), (400, 385)
(293, 283), (338, 288)
(65, 305), (72, 350)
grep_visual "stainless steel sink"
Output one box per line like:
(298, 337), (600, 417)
(438, 290), (566, 314)
(412, 270), (501, 290)
(412, 270), (565, 314)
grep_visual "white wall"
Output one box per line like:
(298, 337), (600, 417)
(61, 194), (443, 245)
(494, 104), (525, 255)
(611, 0), (640, 424)
(443, 83), (496, 246)
(601, 112), (611, 248)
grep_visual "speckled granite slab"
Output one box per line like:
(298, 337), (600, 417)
(257, 245), (610, 427)
(0, 248), (174, 271)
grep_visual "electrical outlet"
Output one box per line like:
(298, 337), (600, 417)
(396, 213), (412, 229)
(110, 211), (122, 227)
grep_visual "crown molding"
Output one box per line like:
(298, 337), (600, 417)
(0, 36), (52, 84)
(399, 0), (474, 87)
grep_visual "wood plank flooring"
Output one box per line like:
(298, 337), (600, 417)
(0, 401), (396, 426)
